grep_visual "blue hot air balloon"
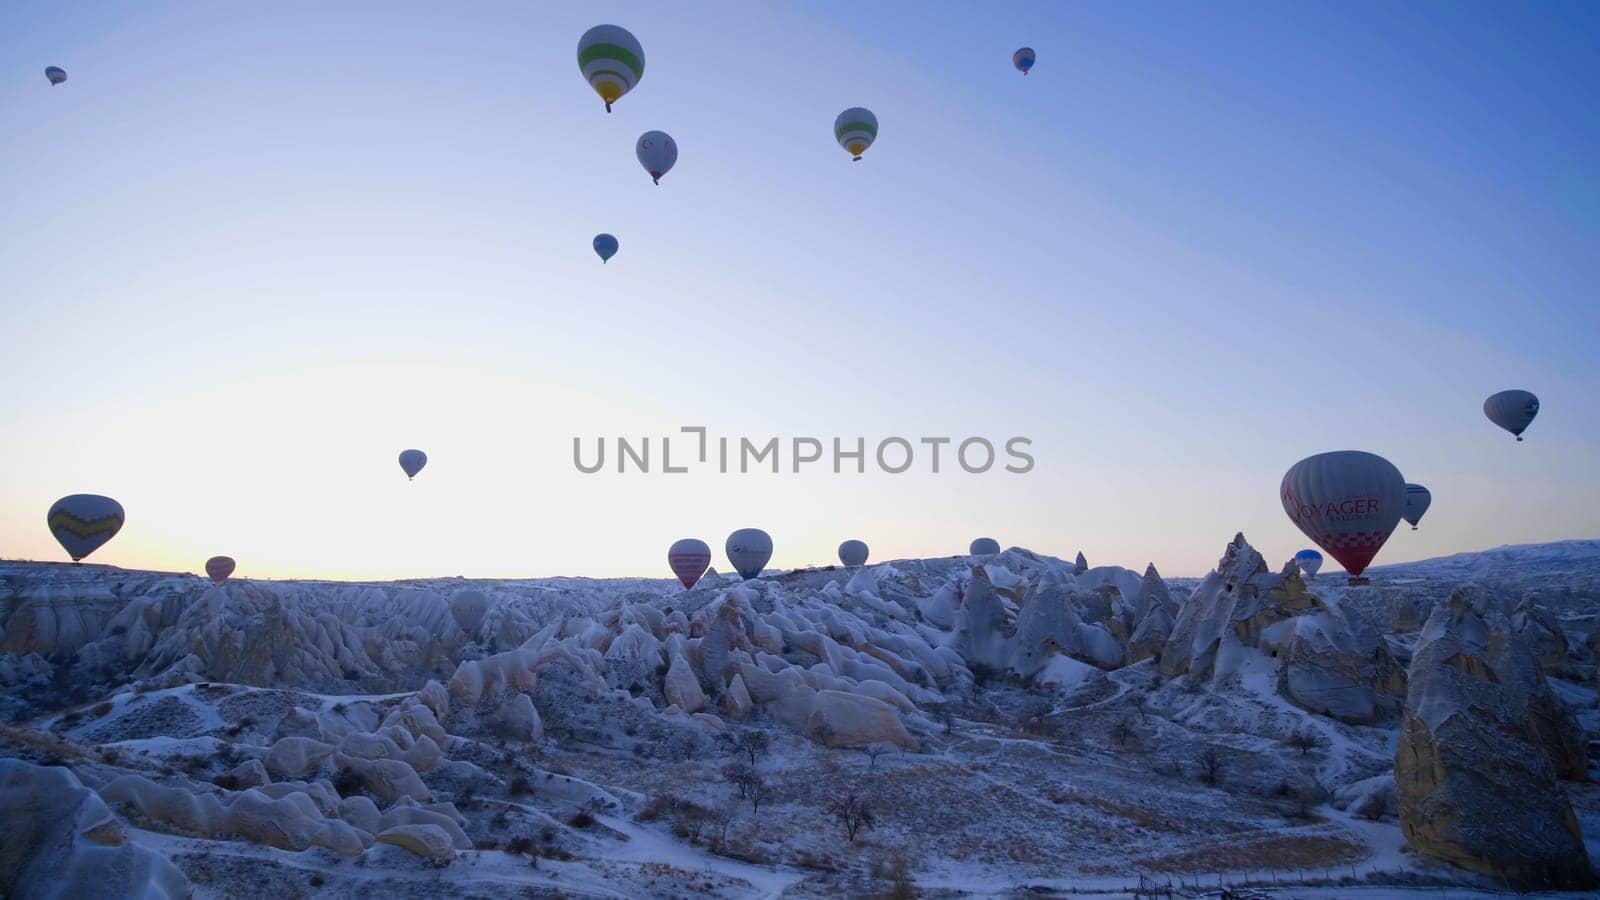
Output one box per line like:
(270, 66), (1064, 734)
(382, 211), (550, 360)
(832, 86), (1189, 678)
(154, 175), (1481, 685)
(593, 233), (618, 263)
(398, 449), (427, 480)
(969, 537), (1000, 556)
(1013, 48), (1036, 75)
(1293, 549), (1323, 578)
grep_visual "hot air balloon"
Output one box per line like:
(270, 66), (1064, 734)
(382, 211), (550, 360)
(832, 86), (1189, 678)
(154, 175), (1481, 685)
(834, 108), (877, 161)
(1013, 48), (1036, 75)
(398, 449), (427, 480)
(593, 233), (618, 263)
(668, 538), (712, 589)
(1281, 450), (1405, 584)
(636, 131), (677, 185)
(449, 588), (489, 634)
(1484, 390), (1539, 441)
(47, 494), (124, 561)
(577, 25), (644, 113)
(45, 66), (67, 86)
(726, 528), (772, 580)
(1293, 549), (1323, 578)
(838, 539), (869, 567)
(1403, 484), (1432, 530)
(205, 556), (236, 585)
(969, 537), (1000, 556)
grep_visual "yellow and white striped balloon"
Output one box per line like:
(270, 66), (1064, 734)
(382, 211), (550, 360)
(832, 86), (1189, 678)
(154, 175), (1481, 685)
(834, 107), (878, 161)
(577, 25), (645, 113)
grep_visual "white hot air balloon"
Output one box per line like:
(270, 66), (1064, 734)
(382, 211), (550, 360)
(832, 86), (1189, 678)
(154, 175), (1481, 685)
(636, 131), (677, 184)
(969, 537), (1000, 556)
(1280, 450), (1405, 584)
(1403, 483), (1432, 530)
(838, 539), (869, 567)
(1484, 389), (1539, 441)
(398, 449), (427, 480)
(726, 528), (772, 580)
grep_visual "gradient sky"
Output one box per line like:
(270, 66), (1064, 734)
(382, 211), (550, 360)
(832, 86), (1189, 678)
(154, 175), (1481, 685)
(3, 1), (1597, 580)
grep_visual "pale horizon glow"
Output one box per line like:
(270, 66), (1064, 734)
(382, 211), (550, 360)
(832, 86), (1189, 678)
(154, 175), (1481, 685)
(3, 1), (1597, 581)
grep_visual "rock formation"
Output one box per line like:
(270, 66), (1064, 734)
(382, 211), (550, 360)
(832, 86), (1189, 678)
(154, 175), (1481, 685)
(1395, 588), (1594, 890)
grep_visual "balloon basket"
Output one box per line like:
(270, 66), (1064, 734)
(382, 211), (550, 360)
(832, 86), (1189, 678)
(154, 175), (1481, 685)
(1347, 576), (1370, 586)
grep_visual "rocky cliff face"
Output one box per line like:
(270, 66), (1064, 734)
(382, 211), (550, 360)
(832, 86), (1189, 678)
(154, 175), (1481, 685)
(0, 759), (191, 899)
(1395, 587), (1594, 890)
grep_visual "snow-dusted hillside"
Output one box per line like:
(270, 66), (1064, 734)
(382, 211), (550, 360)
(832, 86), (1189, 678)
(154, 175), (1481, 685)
(2, 539), (1597, 897)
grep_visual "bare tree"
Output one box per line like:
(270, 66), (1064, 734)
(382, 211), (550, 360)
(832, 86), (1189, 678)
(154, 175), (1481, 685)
(748, 775), (769, 813)
(1286, 728), (1321, 756)
(726, 728), (771, 766)
(1195, 746), (1225, 786)
(829, 788), (877, 842)
(1130, 690), (1150, 721)
(722, 761), (756, 798)
(709, 803), (736, 850)
(1110, 715), (1136, 749)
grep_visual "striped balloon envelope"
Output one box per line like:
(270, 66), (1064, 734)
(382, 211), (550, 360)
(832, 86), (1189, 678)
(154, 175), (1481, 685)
(1402, 484), (1432, 530)
(668, 538), (712, 589)
(834, 107), (878, 161)
(47, 494), (124, 561)
(577, 25), (645, 113)
(205, 556), (236, 585)
(1280, 450), (1405, 582)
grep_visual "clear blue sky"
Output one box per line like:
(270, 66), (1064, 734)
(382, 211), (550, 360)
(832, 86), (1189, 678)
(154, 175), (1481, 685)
(3, 1), (1596, 579)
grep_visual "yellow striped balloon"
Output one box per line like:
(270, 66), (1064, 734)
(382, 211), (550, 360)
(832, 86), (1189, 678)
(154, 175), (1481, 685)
(835, 107), (877, 161)
(578, 25), (645, 113)
(47, 494), (124, 561)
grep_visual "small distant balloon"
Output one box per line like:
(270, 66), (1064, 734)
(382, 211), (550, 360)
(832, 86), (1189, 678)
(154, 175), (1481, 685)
(834, 107), (877, 161)
(45, 66), (67, 86)
(1293, 549), (1323, 578)
(577, 25), (645, 113)
(1012, 48), (1036, 75)
(398, 449), (427, 480)
(1281, 450), (1405, 582)
(668, 538), (712, 589)
(1484, 389), (1539, 441)
(969, 537), (1000, 556)
(725, 528), (773, 580)
(838, 539), (869, 567)
(1403, 484), (1432, 530)
(593, 233), (618, 263)
(47, 494), (124, 561)
(636, 131), (677, 185)
(205, 556), (236, 585)
(449, 588), (489, 634)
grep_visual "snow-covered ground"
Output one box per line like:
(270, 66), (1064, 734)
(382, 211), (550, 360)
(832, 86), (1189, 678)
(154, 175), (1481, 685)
(1, 539), (1597, 897)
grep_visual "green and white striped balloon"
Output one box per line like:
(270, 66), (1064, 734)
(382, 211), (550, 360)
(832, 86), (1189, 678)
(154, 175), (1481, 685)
(834, 107), (878, 161)
(578, 25), (645, 113)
